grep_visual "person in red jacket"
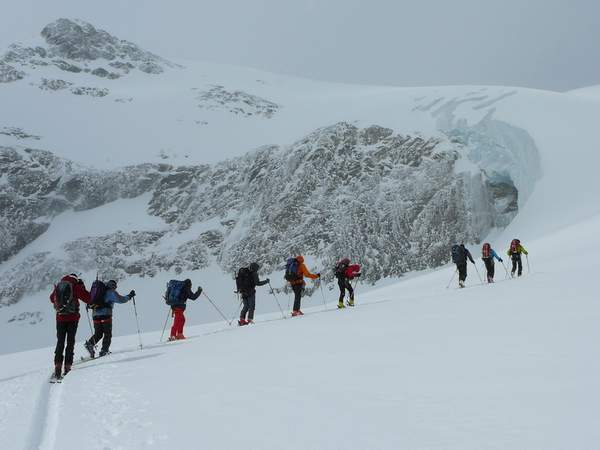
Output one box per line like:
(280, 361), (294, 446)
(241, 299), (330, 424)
(334, 258), (361, 308)
(49, 274), (91, 379)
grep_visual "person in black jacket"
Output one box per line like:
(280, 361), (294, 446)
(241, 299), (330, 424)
(238, 262), (269, 326)
(168, 279), (202, 341)
(452, 243), (475, 288)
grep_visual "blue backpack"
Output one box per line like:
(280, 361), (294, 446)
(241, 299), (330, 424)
(165, 280), (186, 306)
(284, 257), (301, 282)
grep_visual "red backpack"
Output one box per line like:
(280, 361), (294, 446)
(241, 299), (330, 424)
(510, 239), (520, 254)
(482, 243), (491, 258)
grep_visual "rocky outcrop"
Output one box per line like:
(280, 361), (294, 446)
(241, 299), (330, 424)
(0, 120), (535, 306)
(194, 85), (280, 118)
(0, 18), (178, 84)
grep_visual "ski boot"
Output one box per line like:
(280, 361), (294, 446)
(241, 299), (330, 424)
(167, 335), (177, 342)
(98, 350), (111, 357)
(84, 341), (95, 359)
(53, 363), (62, 380)
(459, 280), (465, 288)
(347, 298), (355, 307)
(63, 365), (71, 376)
(175, 334), (186, 340)
(337, 302), (345, 309)
(291, 310), (304, 317)
(238, 319), (248, 326)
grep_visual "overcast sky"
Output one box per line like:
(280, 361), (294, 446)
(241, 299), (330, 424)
(1, 0), (598, 91)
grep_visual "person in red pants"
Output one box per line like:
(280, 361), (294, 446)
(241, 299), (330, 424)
(49, 274), (91, 379)
(169, 279), (202, 341)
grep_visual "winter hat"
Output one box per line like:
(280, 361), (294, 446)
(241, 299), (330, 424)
(107, 280), (117, 289)
(249, 262), (260, 272)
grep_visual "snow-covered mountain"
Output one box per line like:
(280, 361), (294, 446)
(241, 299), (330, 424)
(1, 19), (600, 355)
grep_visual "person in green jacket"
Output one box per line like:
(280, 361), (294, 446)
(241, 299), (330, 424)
(507, 238), (528, 277)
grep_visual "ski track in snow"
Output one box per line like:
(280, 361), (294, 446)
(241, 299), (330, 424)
(26, 375), (58, 450)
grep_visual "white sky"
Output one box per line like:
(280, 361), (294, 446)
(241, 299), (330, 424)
(1, 0), (598, 91)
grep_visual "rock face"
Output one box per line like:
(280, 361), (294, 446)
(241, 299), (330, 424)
(0, 18), (177, 84)
(194, 85), (280, 118)
(0, 121), (536, 306)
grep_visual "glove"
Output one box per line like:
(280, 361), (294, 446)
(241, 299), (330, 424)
(129, 290), (136, 298)
(265, 278), (270, 283)
(316, 273), (321, 278)
(197, 286), (203, 295)
(499, 258), (503, 263)
(355, 273), (361, 278)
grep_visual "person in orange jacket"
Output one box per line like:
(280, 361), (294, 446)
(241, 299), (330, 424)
(285, 255), (320, 316)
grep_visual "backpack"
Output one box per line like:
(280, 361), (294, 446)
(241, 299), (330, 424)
(165, 280), (187, 306)
(451, 244), (462, 263)
(482, 243), (491, 259)
(334, 260), (349, 278)
(510, 239), (520, 254)
(55, 279), (77, 315)
(89, 279), (108, 308)
(345, 264), (361, 279)
(236, 267), (254, 294)
(284, 257), (301, 282)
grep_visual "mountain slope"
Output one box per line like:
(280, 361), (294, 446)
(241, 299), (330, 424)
(1, 212), (599, 450)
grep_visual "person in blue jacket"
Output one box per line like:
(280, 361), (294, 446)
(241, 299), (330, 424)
(481, 243), (503, 283)
(84, 280), (135, 358)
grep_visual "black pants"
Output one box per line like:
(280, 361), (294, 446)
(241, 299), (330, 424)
(483, 258), (495, 280)
(511, 254), (523, 276)
(337, 278), (354, 303)
(87, 317), (113, 353)
(292, 284), (304, 311)
(456, 263), (467, 282)
(240, 293), (256, 320)
(54, 320), (78, 367)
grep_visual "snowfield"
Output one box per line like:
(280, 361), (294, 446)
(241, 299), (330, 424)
(1, 213), (600, 450)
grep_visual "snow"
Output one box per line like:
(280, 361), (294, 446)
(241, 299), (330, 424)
(2, 212), (600, 449)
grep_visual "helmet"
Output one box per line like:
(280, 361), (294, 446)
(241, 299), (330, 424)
(107, 280), (117, 289)
(184, 279), (192, 287)
(249, 262), (260, 272)
(296, 255), (304, 263)
(339, 257), (350, 265)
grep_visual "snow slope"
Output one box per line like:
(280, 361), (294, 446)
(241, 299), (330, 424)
(1, 211), (599, 450)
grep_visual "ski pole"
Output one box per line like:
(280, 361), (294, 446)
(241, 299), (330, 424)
(229, 292), (242, 325)
(446, 269), (457, 289)
(85, 306), (97, 350)
(473, 262), (483, 285)
(203, 292), (229, 325)
(132, 296), (143, 350)
(526, 255), (531, 274)
(268, 282), (286, 319)
(501, 260), (510, 278)
(160, 307), (170, 343)
(319, 283), (327, 310)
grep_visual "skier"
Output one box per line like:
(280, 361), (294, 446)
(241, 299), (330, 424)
(507, 238), (528, 277)
(49, 273), (91, 379)
(236, 262), (270, 326)
(334, 258), (361, 308)
(451, 243), (475, 288)
(84, 280), (136, 358)
(285, 255), (320, 316)
(481, 243), (503, 283)
(167, 279), (202, 341)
